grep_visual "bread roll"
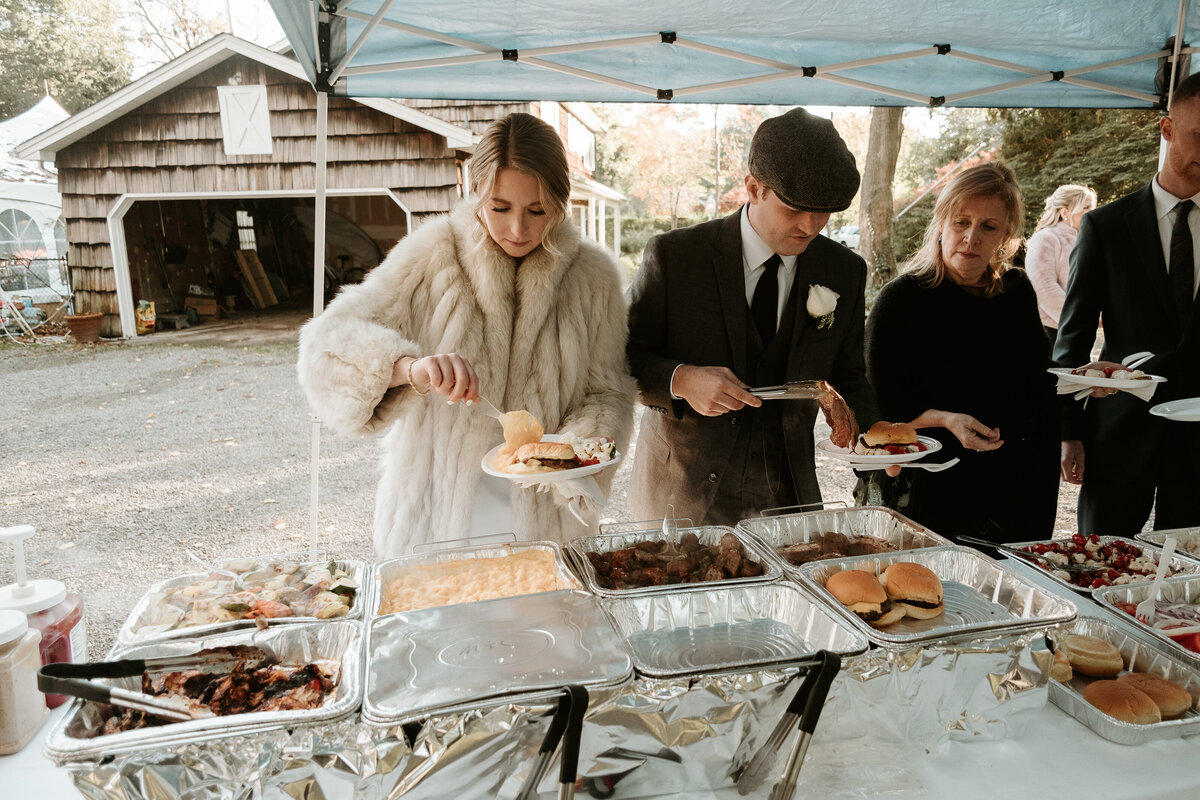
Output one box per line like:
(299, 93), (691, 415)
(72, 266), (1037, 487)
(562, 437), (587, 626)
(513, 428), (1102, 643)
(1050, 649), (1073, 683)
(1082, 680), (1161, 725)
(861, 421), (918, 446)
(1058, 634), (1124, 677)
(1117, 672), (1194, 720)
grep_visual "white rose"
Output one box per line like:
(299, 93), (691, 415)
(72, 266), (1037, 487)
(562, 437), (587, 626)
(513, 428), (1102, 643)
(807, 284), (840, 318)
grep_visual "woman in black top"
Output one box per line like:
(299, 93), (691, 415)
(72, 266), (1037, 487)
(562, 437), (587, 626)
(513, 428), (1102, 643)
(863, 162), (1059, 543)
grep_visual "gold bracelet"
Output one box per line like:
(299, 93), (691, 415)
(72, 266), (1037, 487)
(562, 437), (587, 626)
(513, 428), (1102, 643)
(406, 358), (429, 395)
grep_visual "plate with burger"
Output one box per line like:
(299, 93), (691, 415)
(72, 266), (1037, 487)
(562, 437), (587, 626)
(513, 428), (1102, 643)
(1049, 366), (1167, 390)
(816, 421), (940, 464)
(482, 433), (622, 483)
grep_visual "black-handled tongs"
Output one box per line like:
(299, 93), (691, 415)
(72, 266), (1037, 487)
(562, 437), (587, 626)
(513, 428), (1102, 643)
(515, 685), (589, 800)
(734, 650), (842, 797)
(38, 650), (259, 723)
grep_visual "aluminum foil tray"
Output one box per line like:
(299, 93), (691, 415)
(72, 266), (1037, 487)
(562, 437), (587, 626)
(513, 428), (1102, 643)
(737, 505), (951, 579)
(798, 546), (1077, 647)
(372, 540), (580, 617)
(564, 524), (781, 597)
(1003, 535), (1200, 595)
(602, 581), (868, 678)
(45, 620), (364, 764)
(1136, 527), (1200, 565)
(1046, 616), (1200, 744)
(116, 553), (370, 646)
(363, 589), (631, 724)
(1093, 574), (1200, 666)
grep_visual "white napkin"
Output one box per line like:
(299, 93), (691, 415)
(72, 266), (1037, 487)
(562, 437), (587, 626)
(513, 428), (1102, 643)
(1055, 375), (1159, 403)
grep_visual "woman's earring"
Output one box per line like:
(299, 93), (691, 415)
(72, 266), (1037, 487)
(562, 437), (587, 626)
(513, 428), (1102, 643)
(998, 247), (1007, 256)
(937, 235), (942, 244)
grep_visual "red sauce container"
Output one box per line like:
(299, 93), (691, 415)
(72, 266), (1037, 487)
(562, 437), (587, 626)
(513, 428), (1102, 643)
(0, 525), (87, 708)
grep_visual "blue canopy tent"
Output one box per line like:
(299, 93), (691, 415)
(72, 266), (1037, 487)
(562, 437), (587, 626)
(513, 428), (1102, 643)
(265, 0), (1197, 545)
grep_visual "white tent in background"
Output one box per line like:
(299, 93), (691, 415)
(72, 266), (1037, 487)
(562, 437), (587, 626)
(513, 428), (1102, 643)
(262, 0), (1199, 547)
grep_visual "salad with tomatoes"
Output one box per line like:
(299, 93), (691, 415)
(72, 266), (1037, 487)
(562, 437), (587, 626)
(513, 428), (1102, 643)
(1111, 599), (1200, 656)
(1019, 533), (1166, 590)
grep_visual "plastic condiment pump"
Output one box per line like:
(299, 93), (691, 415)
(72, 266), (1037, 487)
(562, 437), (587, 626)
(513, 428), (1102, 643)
(0, 524), (67, 614)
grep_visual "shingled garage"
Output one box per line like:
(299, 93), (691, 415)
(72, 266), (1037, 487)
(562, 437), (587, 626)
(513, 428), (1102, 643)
(14, 34), (478, 338)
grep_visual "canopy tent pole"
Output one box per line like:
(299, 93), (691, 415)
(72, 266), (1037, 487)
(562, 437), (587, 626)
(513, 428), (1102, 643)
(309, 88), (328, 553)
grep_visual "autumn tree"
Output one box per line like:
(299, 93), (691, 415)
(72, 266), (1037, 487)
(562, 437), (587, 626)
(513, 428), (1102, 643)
(858, 107), (904, 292)
(0, 0), (131, 118)
(126, 0), (224, 68)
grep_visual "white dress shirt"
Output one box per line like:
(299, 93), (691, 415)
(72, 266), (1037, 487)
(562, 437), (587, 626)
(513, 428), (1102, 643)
(740, 206), (799, 326)
(1151, 178), (1200, 299)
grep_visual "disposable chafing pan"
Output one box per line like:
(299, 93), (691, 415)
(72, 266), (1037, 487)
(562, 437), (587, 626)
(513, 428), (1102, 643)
(1002, 536), (1200, 595)
(1136, 527), (1200, 565)
(798, 546), (1077, 647)
(1092, 575), (1200, 666)
(363, 590), (632, 725)
(372, 540), (579, 617)
(43, 620), (363, 764)
(565, 525), (781, 597)
(602, 581), (868, 678)
(116, 554), (370, 646)
(1046, 615), (1200, 745)
(737, 505), (950, 579)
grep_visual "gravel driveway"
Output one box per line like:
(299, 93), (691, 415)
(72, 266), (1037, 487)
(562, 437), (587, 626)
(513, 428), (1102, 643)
(0, 328), (1081, 659)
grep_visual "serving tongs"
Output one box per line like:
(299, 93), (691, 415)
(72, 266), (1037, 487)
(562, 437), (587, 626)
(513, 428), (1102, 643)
(515, 685), (589, 800)
(749, 381), (828, 400)
(37, 650), (267, 723)
(957, 536), (1109, 575)
(734, 650), (841, 797)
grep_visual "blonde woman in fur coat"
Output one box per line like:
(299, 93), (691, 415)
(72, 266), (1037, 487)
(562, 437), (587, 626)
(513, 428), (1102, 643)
(297, 113), (635, 558)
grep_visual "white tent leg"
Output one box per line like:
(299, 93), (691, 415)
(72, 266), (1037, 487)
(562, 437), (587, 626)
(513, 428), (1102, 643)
(309, 89), (329, 553)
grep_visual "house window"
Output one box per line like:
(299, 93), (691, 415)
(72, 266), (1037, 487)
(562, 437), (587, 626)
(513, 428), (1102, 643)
(218, 85), (273, 155)
(236, 210), (257, 250)
(567, 114), (595, 171)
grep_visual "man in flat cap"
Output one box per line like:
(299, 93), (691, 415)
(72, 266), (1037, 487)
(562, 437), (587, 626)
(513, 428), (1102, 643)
(626, 107), (881, 525)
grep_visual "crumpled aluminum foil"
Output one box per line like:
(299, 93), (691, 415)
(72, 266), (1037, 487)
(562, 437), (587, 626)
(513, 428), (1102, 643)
(62, 632), (1052, 800)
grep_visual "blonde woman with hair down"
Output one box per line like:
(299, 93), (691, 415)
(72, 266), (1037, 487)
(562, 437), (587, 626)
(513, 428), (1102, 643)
(1025, 184), (1098, 342)
(297, 113), (635, 557)
(861, 162), (1060, 544)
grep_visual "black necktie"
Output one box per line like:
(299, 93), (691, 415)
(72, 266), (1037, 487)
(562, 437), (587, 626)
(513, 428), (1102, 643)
(1170, 200), (1195, 326)
(750, 253), (781, 343)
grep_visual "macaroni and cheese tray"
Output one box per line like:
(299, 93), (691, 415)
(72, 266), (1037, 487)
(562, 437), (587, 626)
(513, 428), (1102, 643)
(372, 540), (580, 616)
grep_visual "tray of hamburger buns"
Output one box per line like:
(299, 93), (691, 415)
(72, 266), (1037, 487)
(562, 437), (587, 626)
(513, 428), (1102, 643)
(565, 523), (781, 598)
(1045, 616), (1200, 745)
(798, 545), (1077, 648)
(737, 505), (951, 580)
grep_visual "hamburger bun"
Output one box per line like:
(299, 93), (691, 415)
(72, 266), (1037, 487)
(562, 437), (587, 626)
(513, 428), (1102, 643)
(1058, 634), (1124, 678)
(825, 569), (904, 626)
(1082, 680), (1162, 725)
(861, 421), (918, 447)
(1117, 673), (1194, 720)
(879, 562), (944, 619)
(514, 441), (575, 462)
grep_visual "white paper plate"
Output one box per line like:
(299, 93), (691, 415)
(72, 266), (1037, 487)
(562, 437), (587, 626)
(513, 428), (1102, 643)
(1150, 397), (1200, 422)
(481, 433), (623, 483)
(816, 435), (941, 465)
(1048, 366), (1167, 390)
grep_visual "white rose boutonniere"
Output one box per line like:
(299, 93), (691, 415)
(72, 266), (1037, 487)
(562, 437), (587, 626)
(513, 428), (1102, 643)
(807, 284), (840, 329)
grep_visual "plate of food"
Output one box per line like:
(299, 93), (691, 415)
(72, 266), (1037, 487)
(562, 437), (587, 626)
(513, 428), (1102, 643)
(1150, 397), (1200, 422)
(482, 433), (621, 482)
(1048, 366), (1167, 390)
(815, 421), (940, 465)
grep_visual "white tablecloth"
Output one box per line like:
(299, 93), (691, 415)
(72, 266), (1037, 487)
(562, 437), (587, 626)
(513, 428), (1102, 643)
(3, 556), (1198, 799)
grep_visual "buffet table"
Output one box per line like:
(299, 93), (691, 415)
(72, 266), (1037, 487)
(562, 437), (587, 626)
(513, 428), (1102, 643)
(2, 546), (1199, 799)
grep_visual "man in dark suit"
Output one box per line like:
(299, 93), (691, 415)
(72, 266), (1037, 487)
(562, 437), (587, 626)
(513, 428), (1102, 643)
(1055, 73), (1200, 535)
(626, 108), (881, 526)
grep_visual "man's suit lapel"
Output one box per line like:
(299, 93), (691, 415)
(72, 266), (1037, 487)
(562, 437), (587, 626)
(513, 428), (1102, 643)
(714, 210), (749, 378)
(1125, 185), (1182, 334)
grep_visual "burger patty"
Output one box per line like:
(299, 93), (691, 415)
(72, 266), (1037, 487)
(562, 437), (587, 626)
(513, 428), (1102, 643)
(856, 600), (895, 622)
(525, 457), (577, 469)
(897, 598), (941, 609)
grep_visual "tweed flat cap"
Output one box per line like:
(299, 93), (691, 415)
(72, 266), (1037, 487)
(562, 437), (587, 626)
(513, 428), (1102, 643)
(748, 108), (860, 213)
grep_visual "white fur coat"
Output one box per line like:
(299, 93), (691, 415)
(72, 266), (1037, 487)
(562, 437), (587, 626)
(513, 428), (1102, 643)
(297, 201), (635, 557)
